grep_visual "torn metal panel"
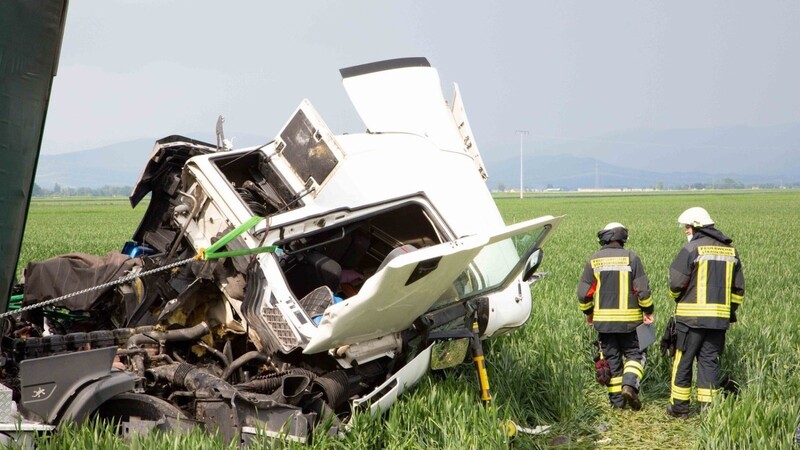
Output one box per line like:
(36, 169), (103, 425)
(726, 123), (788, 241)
(451, 82), (489, 180)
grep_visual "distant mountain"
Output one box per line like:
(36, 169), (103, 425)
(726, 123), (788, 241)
(35, 124), (800, 190)
(481, 123), (800, 190)
(35, 139), (155, 189)
(35, 132), (271, 189)
(483, 153), (788, 191)
(585, 123), (800, 176)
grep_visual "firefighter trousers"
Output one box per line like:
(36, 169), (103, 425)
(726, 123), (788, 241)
(599, 331), (645, 407)
(670, 324), (726, 413)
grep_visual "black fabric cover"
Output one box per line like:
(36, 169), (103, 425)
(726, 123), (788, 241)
(23, 252), (136, 311)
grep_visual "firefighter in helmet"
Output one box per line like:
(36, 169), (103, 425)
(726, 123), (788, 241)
(577, 223), (654, 410)
(667, 207), (745, 418)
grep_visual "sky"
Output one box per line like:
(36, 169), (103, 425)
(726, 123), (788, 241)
(43, 1), (800, 164)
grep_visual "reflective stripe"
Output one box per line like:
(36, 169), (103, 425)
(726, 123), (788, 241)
(669, 289), (681, 299)
(624, 360), (644, 379)
(594, 310), (642, 321)
(609, 376), (622, 385)
(594, 265), (631, 273)
(591, 257), (630, 269)
(697, 387), (718, 403)
(731, 293), (744, 304)
(619, 270), (629, 312)
(676, 303), (729, 311)
(697, 254), (736, 263)
(671, 386), (691, 401)
(725, 259), (733, 306)
(638, 296), (653, 308)
(579, 300), (593, 311)
(670, 349), (691, 402)
(697, 260), (708, 305)
(607, 385), (622, 393)
(676, 303), (730, 318)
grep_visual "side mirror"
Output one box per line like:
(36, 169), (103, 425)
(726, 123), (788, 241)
(521, 248), (543, 282)
(430, 338), (470, 370)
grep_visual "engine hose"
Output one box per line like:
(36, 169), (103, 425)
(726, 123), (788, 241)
(145, 362), (237, 398)
(279, 374), (312, 406)
(312, 370), (350, 410)
(126, 322), (210, 348)
(235, 371), (284, 393)
(221, 350), (270, 381)
(235, 367), (318, 393)
(198, 341), (230, 368)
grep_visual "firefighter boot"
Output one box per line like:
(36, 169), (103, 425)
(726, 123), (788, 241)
(666, 404), (691, 419)
(621, 385), (642, 411)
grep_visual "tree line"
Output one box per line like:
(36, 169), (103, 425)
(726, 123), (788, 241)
(496, 177), (798, 192)
(32, 183), (133, 197)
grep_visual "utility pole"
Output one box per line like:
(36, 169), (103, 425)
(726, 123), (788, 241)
(595, 160), (599, 190)
(515, 130), (529, 199)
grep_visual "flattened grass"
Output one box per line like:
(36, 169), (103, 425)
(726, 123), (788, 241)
(14, 191), (800, 449)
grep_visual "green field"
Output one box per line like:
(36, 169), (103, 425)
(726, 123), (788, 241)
(14, 191), (800, 449)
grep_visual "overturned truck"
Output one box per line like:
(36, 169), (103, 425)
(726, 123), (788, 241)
(3, 58), (562, 445)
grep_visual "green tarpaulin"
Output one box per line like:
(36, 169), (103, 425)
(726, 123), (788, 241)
(0, 0), (69, 313)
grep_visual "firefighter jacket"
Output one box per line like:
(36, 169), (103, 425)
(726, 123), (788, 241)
(577, 243), (653, 333)
(669, 226), (744, 330)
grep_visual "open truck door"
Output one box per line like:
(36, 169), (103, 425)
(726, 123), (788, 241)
(305, 215), (563, 354)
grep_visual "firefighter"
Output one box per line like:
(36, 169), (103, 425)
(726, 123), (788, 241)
(577, 223), (654, 410)
(666, 207), (745, 418)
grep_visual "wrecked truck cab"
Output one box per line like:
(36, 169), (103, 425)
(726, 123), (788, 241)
(7, 58), (562, 444)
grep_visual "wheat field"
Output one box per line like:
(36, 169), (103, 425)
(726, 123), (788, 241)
(14, 190), (800, 449)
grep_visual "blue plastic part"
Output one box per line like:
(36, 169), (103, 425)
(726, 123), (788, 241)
(129, 246), (156, 258)
(121, 241), (137, 256)
(122, 241), (156, 258)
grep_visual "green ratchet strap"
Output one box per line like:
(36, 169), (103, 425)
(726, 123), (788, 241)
(8, 294), (23, 310)
(196, 215), (282, 261)
(204, 246), (282, 260)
